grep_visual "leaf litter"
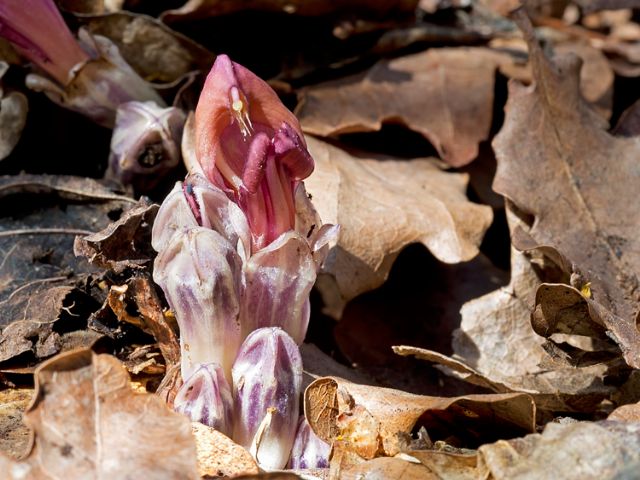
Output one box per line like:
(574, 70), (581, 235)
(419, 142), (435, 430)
(2, 1), (640, 479)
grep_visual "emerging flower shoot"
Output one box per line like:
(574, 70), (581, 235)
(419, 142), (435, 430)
(173, 363), (233, 436)
(0, 0), (164, 127)
(152, 56), (337, 468)
(232, 327), (302, 470)
(195, 54), (314, 250)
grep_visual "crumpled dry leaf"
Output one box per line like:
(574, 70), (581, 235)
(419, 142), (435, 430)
(0, 175), (134, 364)
(554, 41), (613, 119)
(393, 208), (621, 412)
(609, 401), (640, 422)
(330, 444), (479, 480)
(477, 420), (640, 480)
(0, 349), (198, 479)
(304, 376), (535, 460)
(305, 137), (492, 317)
(574, 0), (636, 14)
(80, 12), (215, 84)
(334, 455), (442, 480)
(58, 0), (125, 14)
(493, 10), (640, 368)
(487, 37), (613, 119)
(613, 96), (640, 137)
(0, 62), (27, 162)
(73, 200), (158, 273)
(0, 388), (32, 460)
(99, 275), (180, 374)
(332, 248), (508, 395)
(161, 0), (418, 22)
(191, 422), (259, 478)
(296, 48), (501, 167)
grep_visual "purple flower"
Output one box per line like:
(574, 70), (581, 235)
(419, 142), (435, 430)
(195, 54), (314, 250)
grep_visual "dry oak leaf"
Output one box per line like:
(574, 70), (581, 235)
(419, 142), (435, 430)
(0, 349), (199, 479)
(305, 137), (492, 317)
(80, 12), (215, 84)
(296, 48), (503, 167)
(394, 210), (619, 412)
(304, 377), (535, 459)
(191, 422), (259, 478)
(161, 0), (418, 22)
(477, 420), (640, 480)
(492, 10), (640, 368)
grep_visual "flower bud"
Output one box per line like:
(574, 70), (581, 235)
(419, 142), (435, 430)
(174, 363), (233, 436)
(108, 101), (185, 191)
(232, 327), (302, 470)
(195, 54), (314, 249)
(153, 227), (242, 382)
(287, 417), (330, 469)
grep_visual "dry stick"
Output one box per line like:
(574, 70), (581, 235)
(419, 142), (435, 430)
(0, 228), (94, 237)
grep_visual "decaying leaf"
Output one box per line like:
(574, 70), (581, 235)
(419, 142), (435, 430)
(73, 200), (159, 273)
(161, 0), (418, 22)
(0, 388), (32, 460)
(80, 12), (215, 84)
(58, 0), (125, 14)
(333, 455), (441, 480)
(305, 137), (492, 317)
(477, 420), (640, 479)
(393, 209), (621, 412)
(0, 175), (134, 364)
(609, 401), (640, 422)
(304, 376), (536, 460)
(0, 349), (198, 479)
(296, 48), (501, 167)
(0, 62), (27, 162)
(554, 41), (613, 119)
(191, 422), (259, 478)
(492, 10), (640, 368)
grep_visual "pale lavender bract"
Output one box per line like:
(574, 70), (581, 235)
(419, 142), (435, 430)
(232, 327), (302, 470)
(288, 417), (331, 469)
(174, 363), (233, 436)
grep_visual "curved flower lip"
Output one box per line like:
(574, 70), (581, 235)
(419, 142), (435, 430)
(0, 0), (90, 85)
(195, 54), (314, 249)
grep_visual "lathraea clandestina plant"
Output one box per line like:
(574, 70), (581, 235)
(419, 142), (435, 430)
(153, 54), (336, 469)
